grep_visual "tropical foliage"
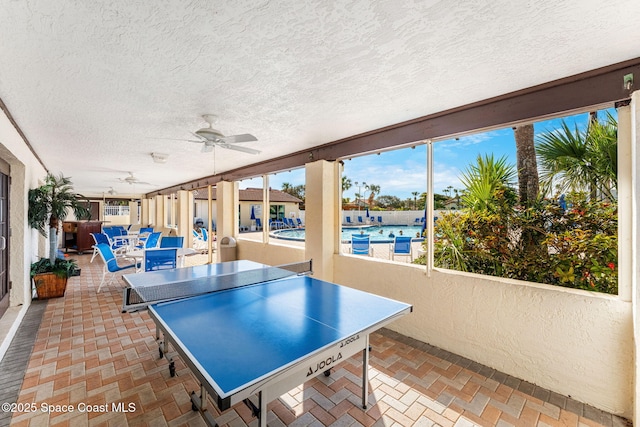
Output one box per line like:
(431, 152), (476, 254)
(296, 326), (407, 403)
(426, 192), (617, 294)
(281, 182), (306, 209)
(459, 154), (517, 212)
(28, 173), (90, 262)
(536, 112), (617, 200)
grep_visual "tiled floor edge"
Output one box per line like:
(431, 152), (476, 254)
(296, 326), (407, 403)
(377, 328), (632, 427)
(0, 300), (48, 427)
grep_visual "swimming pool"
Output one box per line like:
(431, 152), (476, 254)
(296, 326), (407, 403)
(271, 225), (425, 243)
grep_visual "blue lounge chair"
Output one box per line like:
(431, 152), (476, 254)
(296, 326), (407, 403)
(144, 231), (162, 249)
(160, 236), (184, 248)
(390, 236), (413, 261)
(351, 234), (372, 256)
(136, 227), (155, 247)
(95, 243), (137, 293)
(144, 248), (178, 272)
(102, 227), (128, 253)
(377, 216), (383, 224)
(255, 218), (263, 230)
(346, 216), (352, 224)
(357, 216), (364, 224)
(90, 232), (110, 262)
(296, 218), (303, 227)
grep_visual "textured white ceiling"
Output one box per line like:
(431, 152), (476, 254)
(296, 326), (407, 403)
(0, 0), (639, 197)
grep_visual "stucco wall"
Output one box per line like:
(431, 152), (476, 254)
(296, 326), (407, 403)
(0, 109), (47, 307)
(237, 239), (305, 266)
(332, 254), (633, 418)
(233, 238), (633, 417)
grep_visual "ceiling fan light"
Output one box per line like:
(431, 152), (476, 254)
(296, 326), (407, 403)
(195, 128), (224, 140)
(151, 152), (169, 163)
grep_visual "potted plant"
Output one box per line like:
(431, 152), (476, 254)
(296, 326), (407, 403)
(28, 173), (90, 299)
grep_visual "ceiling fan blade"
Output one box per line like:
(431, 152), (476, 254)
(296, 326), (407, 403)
(218, 143), (260, 155)
(149, 137), (204, 143)
(221, 133), (257, 144)
(190, 131), (208, 142)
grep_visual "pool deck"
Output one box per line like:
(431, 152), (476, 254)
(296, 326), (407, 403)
(238, 231), (425, 263)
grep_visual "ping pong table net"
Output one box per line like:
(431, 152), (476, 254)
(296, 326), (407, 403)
(122, 260), (313, 312)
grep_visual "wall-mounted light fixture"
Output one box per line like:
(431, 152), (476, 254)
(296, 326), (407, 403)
(624, 73), (634, 91)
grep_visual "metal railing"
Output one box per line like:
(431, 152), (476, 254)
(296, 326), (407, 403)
(104, 205), (130, 216)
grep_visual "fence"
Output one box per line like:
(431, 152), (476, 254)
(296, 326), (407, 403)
(342, 210), (448, 225)
(104, 205), (130, 216)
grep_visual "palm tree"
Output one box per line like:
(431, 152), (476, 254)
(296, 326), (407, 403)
(28, 173), (90, 262)
(367, 184), (380, 207)
(460, 154), (517, 212)
(536, 112), (617, 201)
(411, 191), (419, 210)
(341, 176), (352, 192)
(513, 124), (539, 207)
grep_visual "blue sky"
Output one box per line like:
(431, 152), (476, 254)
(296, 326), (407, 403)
(241, 109), (614, 201)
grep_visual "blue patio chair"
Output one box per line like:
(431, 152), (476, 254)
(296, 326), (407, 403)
(351, 234), (372, 256)
(102, 227), (128, 253)
(90, 232), (109, 263)
(255, 218), (263, 230)
(144, 248), (178, 272)
(160, 236), (184, 248)
(345, 216), (352, 224)
(357, 216), (364, 224)
(136, 227), (155, 247)
(144, 231), (162, 249)
(270, 219), (284, 230)
(287, 218), (296, 228)
(390, 236), (413, 261)
(95, 243), (137, 293)
(377, 216), (383, 224)
(296, 218), (303, 227)
(414, 218), (421, 224)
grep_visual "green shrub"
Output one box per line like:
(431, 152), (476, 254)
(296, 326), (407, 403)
(426, 192), (617, 294)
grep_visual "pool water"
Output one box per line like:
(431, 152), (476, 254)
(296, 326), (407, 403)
(272, 225), (425, 243)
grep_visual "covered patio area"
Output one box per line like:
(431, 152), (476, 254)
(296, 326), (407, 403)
(3, 254), (628, 427)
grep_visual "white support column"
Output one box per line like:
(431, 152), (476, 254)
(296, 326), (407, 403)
(305, 160), (339, 281)
(618, 104), (632, 302)
(140, 198), (150, 226)
(216, 181), (239, 262)
(177, 190), (193, 241)
(630, 92), (640, 427)
(128, 201), (138, 225)
(262, 175), (270, 242)
(153, 195), (165, 229)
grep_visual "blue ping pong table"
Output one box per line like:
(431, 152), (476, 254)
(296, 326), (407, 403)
(126, 260), (412, 427)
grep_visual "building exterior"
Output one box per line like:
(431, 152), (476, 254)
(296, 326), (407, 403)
(194, 187), (303, 231)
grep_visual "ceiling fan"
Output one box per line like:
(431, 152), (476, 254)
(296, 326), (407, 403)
(176, 114), (260, 154)
(118, 172), (151, 185)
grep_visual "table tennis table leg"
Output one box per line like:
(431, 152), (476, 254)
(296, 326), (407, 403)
(190, 385), (219, 427)
(258, 390), (267, 427)
(362, 334), (370, 409)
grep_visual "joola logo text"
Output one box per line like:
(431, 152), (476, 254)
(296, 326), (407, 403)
(307, 353), (342, 377)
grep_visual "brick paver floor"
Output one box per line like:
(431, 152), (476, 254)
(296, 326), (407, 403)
(7, 253), (630, 427)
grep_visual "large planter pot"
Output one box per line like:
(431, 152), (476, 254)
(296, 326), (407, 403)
(33, 272), (68, 299)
